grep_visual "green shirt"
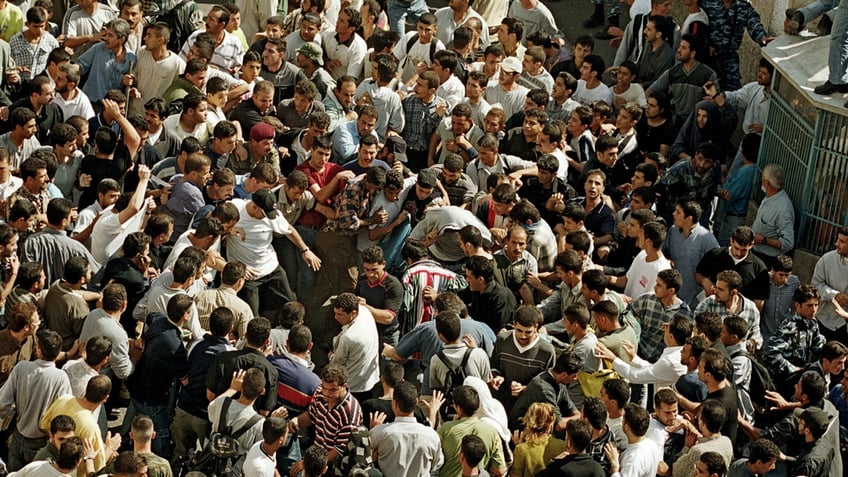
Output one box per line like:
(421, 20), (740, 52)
(438, 417), (506, 477)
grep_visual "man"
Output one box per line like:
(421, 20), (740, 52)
(520, 154), (575, 228)
(496, 18), (525, 60)
(208, 368), (268, 453)
(283, 12), (323, 64)
(670, 400), (733, 477)
(162, 93), (209, 143)
(171, 307), (235, 464)
(295, 42), (335, 103)
(333, 105), (380, 163)
(763, 285), (827, 386)
(579, 170), (616, 249)
(429, 103), (483, 167)
(79, 283), (135, 390)
(609, 221), (671, 299)
(322, 76), (358, 132)
(75, 19), (136, 104)
(677, 349), (739, 444)
(490, 306), (555, 409)
(491, 226), (537, 303)
(329, 293), (380, 403)
(433, 50), (466, 111)
(0, 108), (41, 168)
(695, 226), (770, 307)
(518, 46), (554, 93)
(701, 0), (772, 91)
(244, 417), (290, 477)
(750, 164), (795, 267)
(62, 0), (117, 59)
(230, 81), (277, 141)
(321, 7), (367, 80)
(538, 419), (605, 477)
(194, 261), (253, 338)
(226, 189), (318, 317)
(5, 156), (49, 239)
(41, 375), (120, 475)
(655, 141), (722, 226)
(370, 381), (443, 477)
(664, 200), (719, 306)
(537, 250), (590, 324)
(180, 5), (243, 73)
(509, 351), (582, 431)
(89, 164), (151, 265)
(71, 178), (121, 247)
(596, 314), (689, 390)
(126, 416), (172, 477)
(43, 256), (91, 352)
(0, 329), (72, 471)
(13, 436), (89, 477)
(812, 225), (848, 344)
(122, 295), (193, 458)
(695, 270), (763, 348)
(32, 415), (76, 463)
(206, 317), (280, 418)
(9, 76), (63, 144)
(485, 56), (529, 118)
(132, 23), (183, 108)
(356, 246), (403, 349)
(790, 407), (835, 477)
(22, 198), (99, 286)
(630, 269), (693, 364)
(434, 0), (489, 47)
(0, 303), (38, 387)
(464, 255), (516, 333)
(268, 324), (320, 417)
(636, 16), (675, 89)
(401, 71), (447, 170)
(437, 385), (507, 477)
(647, 34), (717, 125)
(430, 310), (493, 394)
(574, 54), (613, 107)
(465, 133), (535, 192)
(290, 365), (363, 468)
(727, 438), (780, 477)
(605, 404), (663, 477)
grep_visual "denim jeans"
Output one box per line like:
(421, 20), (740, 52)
(378, 218), (411, 273)
(798, 0), (836, 25)
(8, 430), (46, 471)
(122, 399), (174, 459)
(386, 0), (429, 36)
(828, 0), (848, 84)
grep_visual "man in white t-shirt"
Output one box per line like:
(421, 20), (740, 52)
(243, 417), (289, 477)
(90, 166), (153, 265)
(484, 57), (529, 118)
(610, 221), (671, 299)
(574, 54), (614, 107)
(226, 190), (320, 317)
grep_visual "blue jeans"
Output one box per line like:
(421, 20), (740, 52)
(828, 0), (848, 84)
(387, 0), (429, 36)
(378, 218), (411, 273)
(798, 0), (837, 24)
(276, 433), (302, 475)
(122, 399), (174, 459)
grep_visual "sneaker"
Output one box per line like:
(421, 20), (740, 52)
(787, 9), (805, 35)
(814, 81), (848, 95)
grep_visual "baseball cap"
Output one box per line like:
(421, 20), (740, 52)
(252, 189), (278, 219)
(417, 168), (438, 189)
(297, 42), (324, 66)
(250, 122), (276, 142)
(500, 56), (523, 74)
(382, 136), (408, 163)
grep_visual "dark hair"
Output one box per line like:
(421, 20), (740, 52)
(8, 198), (35, 223)
(288, 325), (312, 354)
(209, 307), (235, 337)
(321, 364), (347, 386)
(393, 381), (419, 414)
(582, 54), (605, 78)
(63, 256), (90, 284)
(36, 329), (63, 361)
(565, 230), (592, 255)
(731, 226), (755, 246)
(94, 127), (118, 155)
(582, 397), (607, 430)
(84, 375), (112, 403)
(822, 340), (848, 361)
(435, 311), (462, 343)
(566, 419), (593, 452)
(700, 348), (727, 382)
(601, 379), (629, 408)
(695, 312), (722, 342)
(748, 438), (780, 465)
(56, 436), (85, 470)
(401, 239), (429, 261)
(592, 300), (620, 323)
(261, 416), (288, 444)
(554, 250), (583, 274)
(699, 451), (728, 477)
(561, 202), (586, 223)
(303, 445), (328, 477)
(332, 292), (359, 313)
(641, 221), (666, 249)
(654, 387), (678, 408)
(15, 262), (43, 291)
(716, 270), (742, 291)
(668, 315), (693, 346)
(452, 385), (480, 416)
(434, 292), (466, 317)
(6, 302), (38, 332)
(49, 415), (76, 435)
(656, 269), (682, 293)
(793, 284), (820, 305)
(381, 361), (405, 388)
(246, 317), (272, 348)
(798, 371), (826, 404)
(242, 368), (266, 401)
(623, 403), (650, 437)
(85, 335), (113, 366)
(172, 256), (201, 284)
(465, 255), (493, 283)
(501, 17), (524, 41)
(46, 198), (74, 225)
(699, 399), (726, 434)
(553, 351), (582, 374)
(278, 302), (305, 329)
(513, 305), (542, 329)
(564, 304), (590, 329)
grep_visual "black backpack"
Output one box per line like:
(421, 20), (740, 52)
(148, 0), (204, 53)
(731, 349), (776, 416)
(185, 397), (263, 477)
(434, 348), (472, 418)
(405, 34), (439, 65)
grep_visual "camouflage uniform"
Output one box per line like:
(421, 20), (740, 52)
(701, 0), (768, 91)
(762, 313), (826, 382)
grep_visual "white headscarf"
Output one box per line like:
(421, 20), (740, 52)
(463, 376), (511, 442)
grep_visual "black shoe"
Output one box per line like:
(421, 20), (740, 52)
(583, 14), (605, 28)
(787, 10), (805, 34)
(595, 29), (614, 40)
(818, 14), (833, 35)
(814, 81), (848, 95)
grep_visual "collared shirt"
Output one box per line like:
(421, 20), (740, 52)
(401, 95), (447, 151)
(725, 82), (769, 134)
(630, 293), (692, 362)
(371, 416), (444, 477)
(695, 295), (763, 347)
(0, 132), (41, 169)
(22, 227), (101, 285)
(492, 249), (538, 293)
(6, 185), (49, 235)
(326, 177), (374, 236)
(812, 250), (848, 331)
(76, 43), (136, 102)
(320, 30), (367, 80)
(751, 189), (795, 257)
(9, 31), (60, 82)
(330, 306), (381, 393)
(434, 6), (490, 48)
(194, 287), (254, 338)
(762, 313), (826, 379)
(538, 280), (588, 324)
(465, 154), (534, 192)
(762, 273), (800, 343)
(180, 29), (244, 72)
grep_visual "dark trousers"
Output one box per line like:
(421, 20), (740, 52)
(239, 266), (296, 320)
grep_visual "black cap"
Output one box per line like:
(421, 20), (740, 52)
(800, 408), (830, 439)
(252, 189), (278, 219)
(383, 136), (408, 163)
(417, 168), (438, 189)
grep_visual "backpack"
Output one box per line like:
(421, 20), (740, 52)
(185, 397), (263, 477)
(399, 34), (439, 83)
(406, 34), (439, 65)
(731, 349), (776, 416)
(435, 348), (473, 418)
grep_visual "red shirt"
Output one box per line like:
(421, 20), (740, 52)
(294, 161), (344, 227)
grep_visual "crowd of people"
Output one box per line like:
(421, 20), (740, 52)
(0, 0), (844, 476)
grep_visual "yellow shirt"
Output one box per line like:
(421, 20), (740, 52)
(41, 395), (106, 477)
